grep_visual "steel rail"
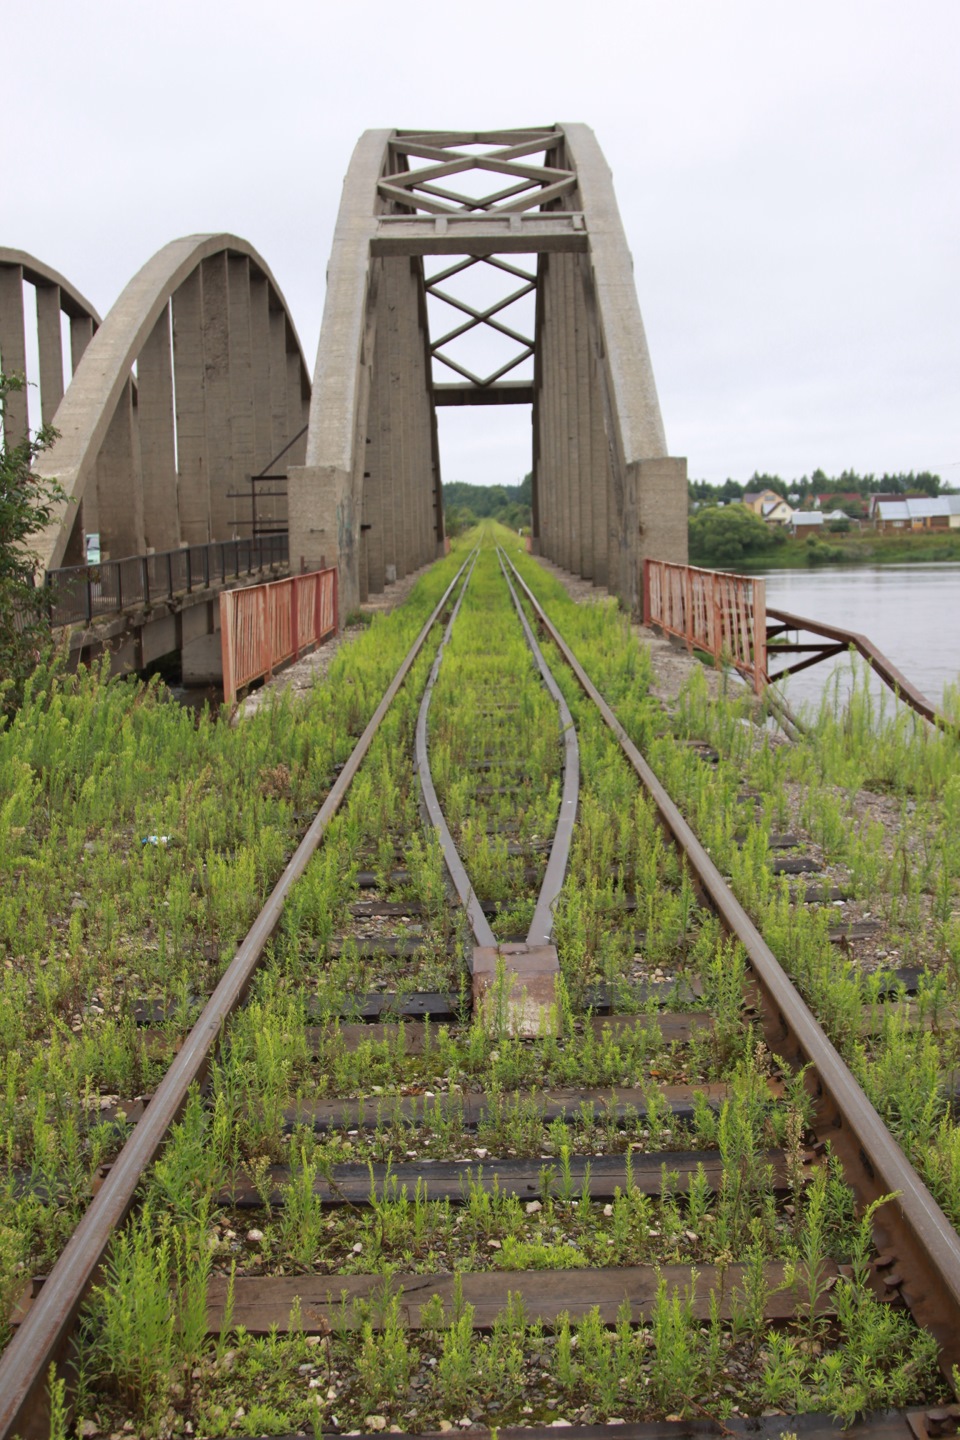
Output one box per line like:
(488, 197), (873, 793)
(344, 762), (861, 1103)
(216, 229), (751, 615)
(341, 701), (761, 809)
(0, 555), (474, 1440)
(503, 551), (960, 1379)
(414, 549), (579, 957)
(496, 546), (579, 948)
(414, 550), (495, 949)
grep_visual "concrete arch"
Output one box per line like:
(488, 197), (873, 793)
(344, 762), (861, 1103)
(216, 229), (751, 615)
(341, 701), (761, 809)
(32, 234), (310, 572)
(290, 125), (686, 618)
(0, 247), (101, 443)
(290, 129), (445, 615)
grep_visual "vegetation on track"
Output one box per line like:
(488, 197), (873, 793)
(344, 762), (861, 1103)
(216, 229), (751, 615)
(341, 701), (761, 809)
(2, 525), (959, 1435)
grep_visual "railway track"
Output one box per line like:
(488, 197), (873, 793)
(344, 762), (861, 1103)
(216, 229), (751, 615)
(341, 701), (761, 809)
(4, 540), (960, 1439)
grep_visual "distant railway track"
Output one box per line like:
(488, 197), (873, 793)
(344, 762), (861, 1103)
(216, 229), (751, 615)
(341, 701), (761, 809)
(3, 542), (960, 1439)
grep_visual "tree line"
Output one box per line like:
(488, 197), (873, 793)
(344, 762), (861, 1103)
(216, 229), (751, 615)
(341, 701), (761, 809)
(690, 468), (946, 512)
(443, 475), (532, 535)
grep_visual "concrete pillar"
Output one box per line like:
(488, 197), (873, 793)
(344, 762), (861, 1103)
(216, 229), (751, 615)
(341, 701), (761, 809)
(0, 265), (28, 443)
(269, 304), (289, 462)
(530, 262), (545, 556)
(36, 284), (65, 426)
(535, 261), (551, 560)
(549, 261), (568, 568)
(383, 260), (406, 579)
(404, 264), (422, 573)
(537, 267), (551, 560)
(413, 260), (433, 570)
(573, 263), (594, 581)
(228, 256), (255, 541)
(637, 455), (689, 600)
(249, 274), (274, 474)
(286, 344), (305, 467)
(61, 509), (86, 566)
(139, 302), (179, 552)
(173, 267), (209, 543)
(288, 464), (351, 590)
(364, 318), (387, 593)
(430, 405), (445, 556)
(70, 314), (95, 375)
(395, 260), (414, 579)
(201, 254), (232, 539)
(577, 253), (615, 591)
(96, 378), (144, 559)
(562, 254), (581, 576)
(181, 630), (223, 685)
(589, 343), (610, 589)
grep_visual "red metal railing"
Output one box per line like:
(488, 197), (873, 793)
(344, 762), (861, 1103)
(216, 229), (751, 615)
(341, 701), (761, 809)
(643, 559), (767, 695)
(220, 567), (337, 704)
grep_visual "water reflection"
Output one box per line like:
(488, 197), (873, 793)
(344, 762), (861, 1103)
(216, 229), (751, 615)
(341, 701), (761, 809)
(754, 563), (960, 715)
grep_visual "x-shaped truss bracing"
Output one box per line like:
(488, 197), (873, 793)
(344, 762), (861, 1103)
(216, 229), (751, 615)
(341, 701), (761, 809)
(381, 131), (569, 392)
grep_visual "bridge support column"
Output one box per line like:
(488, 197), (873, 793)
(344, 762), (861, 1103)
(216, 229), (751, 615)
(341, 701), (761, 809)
(139, 304), (180, 552)
(70, 313), (95, 372)
(228, 256), (256, 526)
(0, 264), (28, 443)
(636, 456), (688, 603)
(36, 284), (65, 426)
(288, 464), (359, 617)
(96, 378), (145, 559)
(202, 255), (233, 540)
(173, 268), (210, 544)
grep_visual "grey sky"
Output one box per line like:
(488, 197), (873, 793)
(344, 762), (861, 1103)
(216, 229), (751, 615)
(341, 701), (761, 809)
(6, 0), (958, 488)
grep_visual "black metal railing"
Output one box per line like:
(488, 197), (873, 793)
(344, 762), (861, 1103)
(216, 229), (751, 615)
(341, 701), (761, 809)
(44, 534), (289, 627)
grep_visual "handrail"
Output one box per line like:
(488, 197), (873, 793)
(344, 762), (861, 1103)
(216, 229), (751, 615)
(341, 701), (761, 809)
(44, 535), (289, 627)
(643, 558), (766, 695)
(220, 566), (337, 704)
(766, 605), (955, 732)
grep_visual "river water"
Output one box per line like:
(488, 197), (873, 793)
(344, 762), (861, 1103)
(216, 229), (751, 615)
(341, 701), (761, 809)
(750, 563), (960, 716)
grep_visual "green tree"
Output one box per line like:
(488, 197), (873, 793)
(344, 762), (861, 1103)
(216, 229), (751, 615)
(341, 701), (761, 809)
(1, 373), (65, 713)
(688, 503), (786, 568)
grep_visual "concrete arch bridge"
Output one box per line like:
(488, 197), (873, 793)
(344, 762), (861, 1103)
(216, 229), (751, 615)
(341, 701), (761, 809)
(0, 125), (686, 676)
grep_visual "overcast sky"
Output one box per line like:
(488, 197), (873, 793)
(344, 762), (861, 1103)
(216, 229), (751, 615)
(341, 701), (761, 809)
(6, 0), (958, 489)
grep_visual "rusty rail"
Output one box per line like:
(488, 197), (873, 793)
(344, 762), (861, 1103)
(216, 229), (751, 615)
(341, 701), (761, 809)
(506, 550), (960, 1379)
(0, 555), (472, 1440)
(7, 546), (960, 1435)
(413, 548), (579, 1034)
(766, 605), (954, 731)
(219, 566), (337, 704)
(643, 558), (767, 694)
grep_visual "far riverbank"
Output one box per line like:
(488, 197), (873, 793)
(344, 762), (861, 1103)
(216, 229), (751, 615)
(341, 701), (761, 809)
(732, 528), (960, 572)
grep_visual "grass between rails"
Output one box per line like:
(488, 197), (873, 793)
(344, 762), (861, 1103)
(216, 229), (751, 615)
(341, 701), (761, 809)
(2, 525), (952, 1433)
(507, 541), (960, 1230)
(0, 550), (466, 1340)
(644, 656), (960, 1222)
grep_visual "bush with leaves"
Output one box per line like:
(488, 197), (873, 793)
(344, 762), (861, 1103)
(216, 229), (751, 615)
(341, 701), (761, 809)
(688, 502), (787, 568)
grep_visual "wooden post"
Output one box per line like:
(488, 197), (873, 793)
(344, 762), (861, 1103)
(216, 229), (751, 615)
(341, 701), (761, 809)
(292, 575), (301, 661)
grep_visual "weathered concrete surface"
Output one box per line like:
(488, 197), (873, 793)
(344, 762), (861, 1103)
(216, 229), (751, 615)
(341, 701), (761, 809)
(30, 235), (309, 572)
(0, 249), (101, 452)
(295, 126), (687, 623)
